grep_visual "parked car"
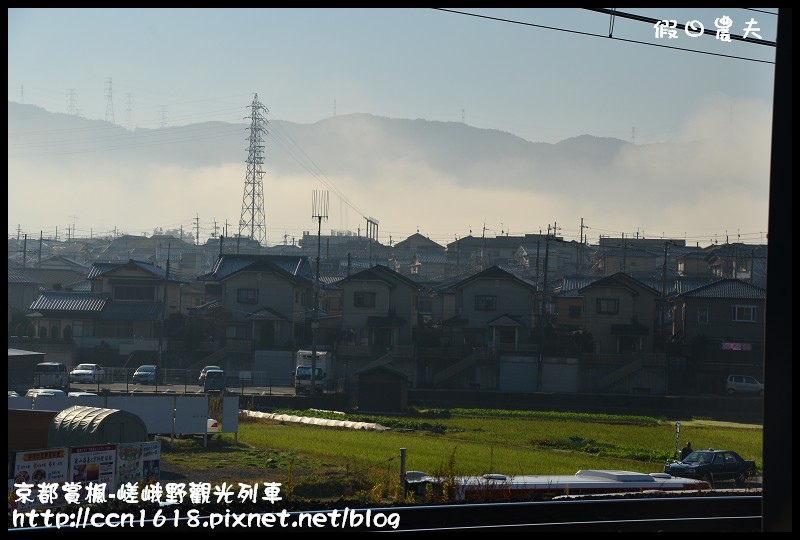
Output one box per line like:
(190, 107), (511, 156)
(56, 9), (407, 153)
(726, 374), (764, 395)
(202, 369), (226, 393)
(26, 388), (67, 397)
(198, 365), (223, 385)
(68, 391), (98, 397)
(34, 362), (69, 389)
(175, 418), (221, 439)
(132, 364), (158, 385)
(69, 363), (106, 384)
(664, 449), (757, 487)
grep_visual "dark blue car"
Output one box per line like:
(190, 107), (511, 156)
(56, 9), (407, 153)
(664, 449), (757, 487)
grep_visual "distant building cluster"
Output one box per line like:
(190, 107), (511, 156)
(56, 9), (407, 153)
(8, 231), (767, 397)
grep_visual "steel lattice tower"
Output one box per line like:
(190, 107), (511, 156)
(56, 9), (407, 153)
(104, 77), (115, 124)
(238, 93), (268, 245)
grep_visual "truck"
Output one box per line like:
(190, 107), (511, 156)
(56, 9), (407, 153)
(294, 350), (329, 395)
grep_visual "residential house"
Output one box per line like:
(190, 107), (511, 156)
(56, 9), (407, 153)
(407, 252), (452, 281)
(300, 230), (390, 263)
(431, 266), (538, 391)
(580, 272), (661, 355)
(512, 237), (588, 284)
(390, 231), (447, 276)
(25, 259), (186, 358)
(336, 264), (421, 386)
(553, 274), (599, 336)
(191, 254), (315, 369)
(678, 250), (715, 279)
(578, 272), (666, 393)
(447, 266), (538, 349)
(594, 247), (660, 278)
(392, 232), (446, 255)
(672, 278), (766, 363)
(337, 264), (420, 352)
(8, 268), (45, 336)
(705, 243), (768, 288)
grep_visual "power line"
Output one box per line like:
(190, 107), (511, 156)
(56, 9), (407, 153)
(584, 7), (775, 48)
(743, 8), (779, 16)
(433, 8), (775, 64)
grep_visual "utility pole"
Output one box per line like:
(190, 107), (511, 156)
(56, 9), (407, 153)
(622, 232), (627, 274)
(538, 234), (551, 390)
(310, 190), (329, 398)
(366, 217), (379, 266)
(579, 218), (586, 274)
(660, 241), (669, 349)
(159, 244), (171, 369)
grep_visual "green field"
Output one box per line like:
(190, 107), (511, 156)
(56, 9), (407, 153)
(162, 408), (763, 501)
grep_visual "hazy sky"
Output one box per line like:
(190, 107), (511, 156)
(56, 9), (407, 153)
(8, 8), (779, 246)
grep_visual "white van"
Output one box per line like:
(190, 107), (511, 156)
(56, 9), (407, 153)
(34, 362), (69, 389)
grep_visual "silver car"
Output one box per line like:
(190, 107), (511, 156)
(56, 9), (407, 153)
(70, 363), (106, 383)
(725, 374), (764, 395)
(132, 365), (158, 385)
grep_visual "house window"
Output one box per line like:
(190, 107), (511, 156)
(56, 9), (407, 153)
(732, 305), (756, 322)
(226, 324), (248, 339)
(205, 284), (222, 296)
(237, 288), (258, 304)
(697, 307), (709, 324)
(354, 291), (376, 308)
(596, 298), (619, 314)
(475, 295), (497, 311)
(113, 286), (155, 301)
(568, 305), (582, 318)
(418, 297), (433, 315)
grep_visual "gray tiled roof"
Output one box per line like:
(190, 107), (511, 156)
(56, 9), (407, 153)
(87, 260), (166, 280)
(677, 278), (766, 299)
(28, 291), (162, 320)
(29, 292), (108, 313)
(203, 254), (312, 282)
(8, 268), (44, 285)
(414, 253), (449, 264)
(18, 268), (87, 289)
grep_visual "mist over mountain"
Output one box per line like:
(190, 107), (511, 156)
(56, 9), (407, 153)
(7, 100), (772, 243)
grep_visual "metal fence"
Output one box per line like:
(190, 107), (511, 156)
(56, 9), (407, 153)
(58, 367), (340, 395)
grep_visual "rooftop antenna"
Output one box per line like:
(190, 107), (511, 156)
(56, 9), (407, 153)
(310, 190), (329, 398)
